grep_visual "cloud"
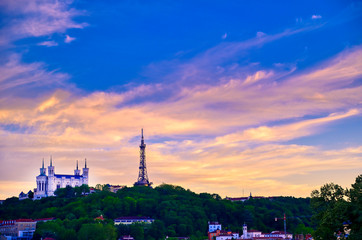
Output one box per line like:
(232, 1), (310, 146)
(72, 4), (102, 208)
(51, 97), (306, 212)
(1, 23), (362, 199)
(144, 24), (323, 88)
(0, 0), (87, 45)
(256, 31), (266, 38)
(0, 54), (70, 94)
(65, 35), (76, 43)
(216, 109), (360, 144)
(312, 15), (322, 19)
(37, 40), (58, 47)
(221, 33), (227, 39)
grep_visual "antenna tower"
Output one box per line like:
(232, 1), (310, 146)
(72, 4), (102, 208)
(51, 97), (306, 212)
(134, 129), (152, 187)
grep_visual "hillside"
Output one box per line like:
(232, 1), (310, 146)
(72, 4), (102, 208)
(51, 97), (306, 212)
(0, 184), (314, 239)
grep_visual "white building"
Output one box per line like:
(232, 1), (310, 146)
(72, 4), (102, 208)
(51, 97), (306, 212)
(216, 233), (239, 240)
(34, 157), (89, 200)
(242, 224), (263, 239)
(208, 221), (222, 232)
(264, 231), (293, 239)
(114, 217), (154, 225)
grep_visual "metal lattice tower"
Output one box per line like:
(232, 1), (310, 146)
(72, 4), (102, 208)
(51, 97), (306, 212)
(134, 129), (152, 187)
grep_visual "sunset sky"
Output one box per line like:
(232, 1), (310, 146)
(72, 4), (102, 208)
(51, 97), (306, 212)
(0, 0), (361, 200)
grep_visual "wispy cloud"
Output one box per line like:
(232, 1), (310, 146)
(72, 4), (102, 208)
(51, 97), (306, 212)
(312, 14), (322, 19)
(221, 33), (227, 39)
(37, 40), (58, 47)
(0, 55), (70, 93)
(215, 109), (360, 144)
(65, 35), (76, 43)
(0, 0), (87, 46)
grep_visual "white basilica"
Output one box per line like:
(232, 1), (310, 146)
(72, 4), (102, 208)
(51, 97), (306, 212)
(34, 157), (89, 199)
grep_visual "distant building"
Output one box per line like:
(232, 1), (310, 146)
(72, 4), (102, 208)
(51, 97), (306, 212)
(94, 215), (105, 221)
(216, 232), (239, 240)
(208, 229), (241, 240)
(225, 197), (249, 202)
(34, 157), (89, 199)
(264, 231), (293, 239)
(107, 184), (126, 193)
(35, 218), (55, 223)
(119, 235), (134, 240)
(208, 221), (222, 233)
(18, 191), (29, 200)
(89, 187), (96, 193)
(0, 219), (36, 240)
(114, 216), (154, 225)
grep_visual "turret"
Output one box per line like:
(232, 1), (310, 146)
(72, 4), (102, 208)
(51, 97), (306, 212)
(40, 158), (46, 176)
(48, 156), (55, 176)
(243, 223), (248, 239)
(82, 158), (89, 185)
(74, 160), (81, 175)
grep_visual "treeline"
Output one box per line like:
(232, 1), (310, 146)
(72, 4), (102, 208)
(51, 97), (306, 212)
(311, 174), (361, 240)
(0, 184), (313, 240)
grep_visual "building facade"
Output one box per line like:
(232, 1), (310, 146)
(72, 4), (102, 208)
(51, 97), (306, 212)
(114, 217), (154, 225)
(0, 219), (36, 240)
(34, 157), (89, 200)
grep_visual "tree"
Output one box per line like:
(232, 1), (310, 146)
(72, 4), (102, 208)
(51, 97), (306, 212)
(311, 174), (362, 240)
(78, 223), (117, 240)
(347, 175), (362, 239)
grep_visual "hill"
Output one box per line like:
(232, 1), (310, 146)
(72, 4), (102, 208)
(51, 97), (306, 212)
(0, 184), (314, 240)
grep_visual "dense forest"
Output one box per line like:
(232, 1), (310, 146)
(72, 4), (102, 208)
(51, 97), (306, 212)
(0, 184), (314, 240)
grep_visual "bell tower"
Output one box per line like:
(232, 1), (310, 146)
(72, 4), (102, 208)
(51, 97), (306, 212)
(74, 160), (81, 175)
(82, 158), (89, 185)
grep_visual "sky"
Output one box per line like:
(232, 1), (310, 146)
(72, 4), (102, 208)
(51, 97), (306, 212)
(0, 0), (361, 199)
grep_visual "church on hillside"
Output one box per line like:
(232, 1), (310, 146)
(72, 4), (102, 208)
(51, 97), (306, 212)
(34, 157), (89, 200)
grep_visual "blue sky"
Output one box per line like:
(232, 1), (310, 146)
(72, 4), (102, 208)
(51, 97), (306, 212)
(0, 0), (361, 199)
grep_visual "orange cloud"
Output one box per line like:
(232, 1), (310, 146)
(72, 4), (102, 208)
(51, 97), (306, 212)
(1, 44), (362, 199)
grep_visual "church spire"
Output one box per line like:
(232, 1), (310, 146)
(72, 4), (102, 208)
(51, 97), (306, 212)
(42, 158), (44, 168)
(85, 158), (87, 168)
(76, 160), (79, 170)
(50, 155), (52, 167)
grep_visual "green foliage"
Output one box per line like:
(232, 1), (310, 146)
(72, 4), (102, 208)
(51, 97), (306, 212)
(78, 223), (117, 240)
(311, 174), (362, 240)
(0, 184), (314, 240)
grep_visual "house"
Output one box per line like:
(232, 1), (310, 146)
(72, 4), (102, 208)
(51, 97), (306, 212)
(208, 229), (240, 240)
(114, 216), (154, 225)
(216, 232), (239, 240)
(94, 215), (105, 221)
(0, 219), (36, 240)
(208, 221), (222, 233)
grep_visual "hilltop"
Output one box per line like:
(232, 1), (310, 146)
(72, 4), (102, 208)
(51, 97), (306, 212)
(0, 184), (313, 239)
